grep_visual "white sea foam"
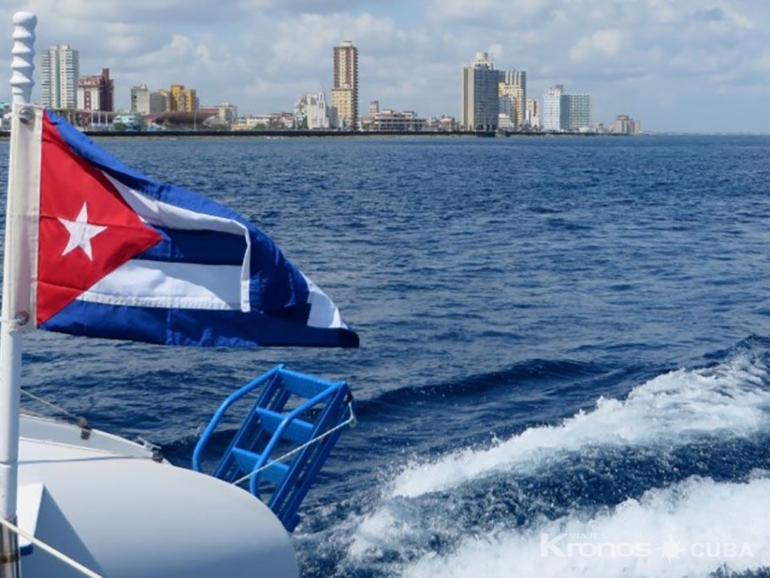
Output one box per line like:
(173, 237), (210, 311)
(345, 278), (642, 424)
(345, 353), (770, 576)
(401, 474), (770, 578)
(391, 354), (770, 498)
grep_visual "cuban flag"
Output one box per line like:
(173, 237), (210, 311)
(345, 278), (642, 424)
(3, 106), (358, 348)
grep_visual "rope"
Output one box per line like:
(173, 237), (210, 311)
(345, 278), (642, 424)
(231, 401), (357, 487)
(0, 517), (102, 578)
(20, 389), (82, 422)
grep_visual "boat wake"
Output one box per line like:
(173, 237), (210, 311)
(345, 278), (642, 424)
(389, 351), (770, 499)
(308, 349), (770, 577)
(395, 474), (770, 578)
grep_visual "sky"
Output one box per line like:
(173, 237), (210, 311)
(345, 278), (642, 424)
(1, 0), (769, 133)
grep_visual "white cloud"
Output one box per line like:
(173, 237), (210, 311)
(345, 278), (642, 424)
(426, 0), (555, 27)
(569, 29), (623, 62)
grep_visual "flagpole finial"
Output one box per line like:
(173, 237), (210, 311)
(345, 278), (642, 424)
(10, 11), (37, 106)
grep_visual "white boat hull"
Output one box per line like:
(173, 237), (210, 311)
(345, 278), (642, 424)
(18, 414), (299, 577)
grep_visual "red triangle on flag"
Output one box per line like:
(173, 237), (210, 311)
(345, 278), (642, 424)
(37, 116), (162, 326)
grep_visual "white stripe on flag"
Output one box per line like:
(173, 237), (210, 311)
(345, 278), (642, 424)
(77, 260), (242, 310)
(102, 173), (253, 312)
(303, 274), (345, 329)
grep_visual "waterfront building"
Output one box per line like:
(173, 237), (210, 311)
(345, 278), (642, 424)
(424, 115), (458, 132)
(543, 85), (563, 131)
(499, 70), (526, 129)
(236, 113), (295, 130)
(130, 84), (146, 112)
(77, 68), (114, 112)
(131, 84), (168, 114)
(543, 85), (592, 131)
(526, 98), (540, 129)
(214, 103), (238, 124)
(189, 104), (237, 129)
(149, 92), (167, 114)
(611, 114), (642, 134)
(332, 40), (359, 130)
(168, 84), (198, 112)
(461, 52), (499, 131)
(147, 91), (168, 114)
(113, 112), (145, 131)
(295, 91), (331, 129)
(370, 109), (425, 132)
(562, 93), (592, 131)
(40, 44), (79, 109)
(498, 93), (515, 131)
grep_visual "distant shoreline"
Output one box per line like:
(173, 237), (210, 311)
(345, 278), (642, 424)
(0, 129), (637, 140)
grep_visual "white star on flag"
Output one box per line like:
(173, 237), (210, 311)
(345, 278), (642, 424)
(58, 203), (107, 260)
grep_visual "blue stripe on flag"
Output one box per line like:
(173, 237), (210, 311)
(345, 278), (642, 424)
(41, 300), (359, 348)
(139, 226), (247, 265)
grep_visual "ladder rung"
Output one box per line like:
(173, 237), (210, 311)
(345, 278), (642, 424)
(256, 408), (314, 444)
(279, 369), (337, 399)
(202, 365), (353, 532)
(231, 448), (289, 485)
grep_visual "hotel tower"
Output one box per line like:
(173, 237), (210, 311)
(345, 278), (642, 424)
(332, 40), (359, 130)
(461, 52), (499, 131)
(40, 44), (80, 109)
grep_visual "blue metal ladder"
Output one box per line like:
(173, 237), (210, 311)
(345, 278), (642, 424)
(192, 364), (354, 531)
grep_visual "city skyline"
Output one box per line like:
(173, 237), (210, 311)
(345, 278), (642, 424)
(0, 1), (768, 133)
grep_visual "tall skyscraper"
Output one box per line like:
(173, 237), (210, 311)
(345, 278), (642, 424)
(462, 52), (499, 131)
(332, 40), (359, 130)
(543, 84), (564, 131)
(40, 44), (79, 109)
(77, 68), (114, 112)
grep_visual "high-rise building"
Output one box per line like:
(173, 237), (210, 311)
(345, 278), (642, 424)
(498, 92), (515, 131)
(130, 84), (147, 112)
(499, 70), (526, 129)
(461, 52), (499, 131)
(611, 114), (641, 134)
(543, 85), (592, 132)
(40, 44), (79, 109)
(131, 84), (168, 114)
(169, 84), (198, 112)
(77, 68), (114, 112)
(562, 94), (592, 131)
(332, 40), (359, 130)
(543, 85), (564, 131)
(526, 98), (540, 129)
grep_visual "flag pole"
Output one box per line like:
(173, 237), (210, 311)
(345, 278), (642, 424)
(0, 12), (36, 577)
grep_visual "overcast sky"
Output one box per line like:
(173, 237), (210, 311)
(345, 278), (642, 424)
(1, 0), (769, 133)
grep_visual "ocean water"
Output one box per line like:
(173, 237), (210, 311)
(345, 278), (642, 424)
(3, 134), (770, 577)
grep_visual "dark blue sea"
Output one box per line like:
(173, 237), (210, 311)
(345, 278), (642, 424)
(3, 134), (770, 577)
